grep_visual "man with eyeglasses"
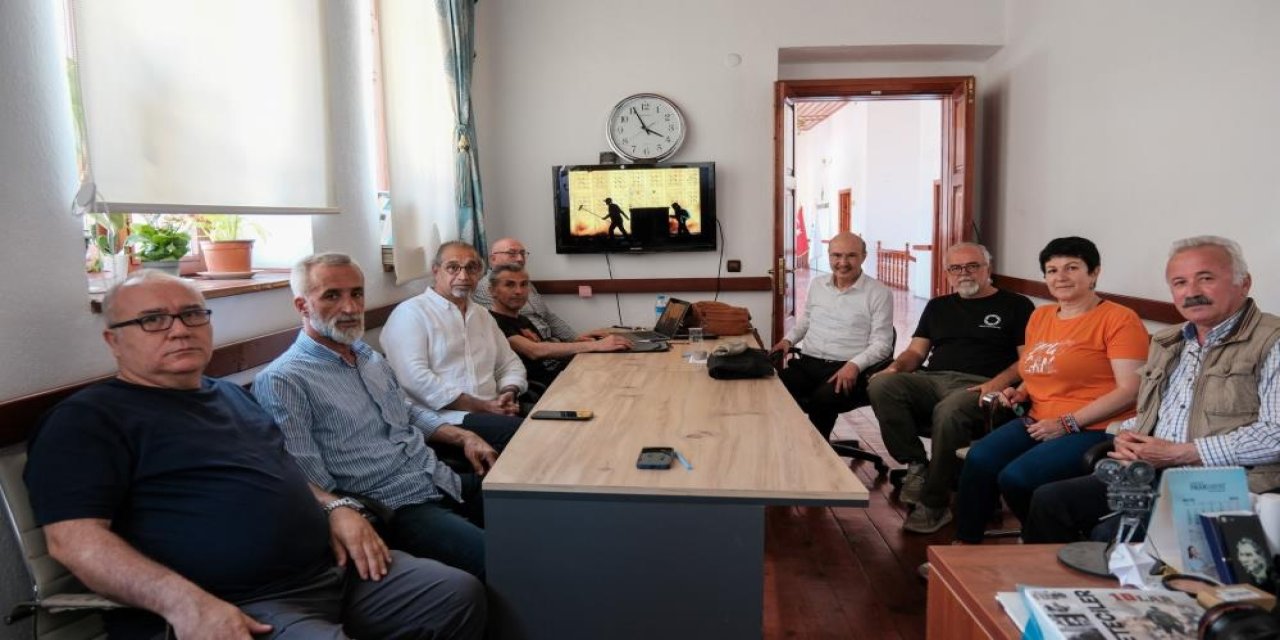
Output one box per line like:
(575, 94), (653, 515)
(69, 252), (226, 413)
(24, 271), (486, 639)
(382, 241), (528, 430)
(256, 253), (505, 579)
(867, 242), (1034, 534)
(472, 237), (611, 342)
(769, 232), (895, 440)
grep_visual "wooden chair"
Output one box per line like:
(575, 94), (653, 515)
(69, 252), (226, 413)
(0, 443), (122, 640)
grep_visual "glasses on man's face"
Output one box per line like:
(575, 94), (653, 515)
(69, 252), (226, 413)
(108, 309), (213, 332)
(493, 250), (529, 259)
(442, 262), (484, 276)
(945, 262), (987, 275)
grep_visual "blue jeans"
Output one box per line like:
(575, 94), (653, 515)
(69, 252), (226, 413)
(390, 474), (486, 580)
(953, 417), (1110, 543)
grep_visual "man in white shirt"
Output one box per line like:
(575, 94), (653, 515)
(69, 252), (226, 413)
(382, 241), (527, 435)
(769, 232), (894, 439)
(472, 237), (609, 342)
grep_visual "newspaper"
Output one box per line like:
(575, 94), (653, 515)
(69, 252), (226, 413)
(1020, 587), (1202, 639)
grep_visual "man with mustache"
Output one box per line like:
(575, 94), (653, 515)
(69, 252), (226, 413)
(255, 253), (500, 579)
(382, 241), (527, 432)
(472, 237), (611, 342)
(769, 232), (895, 441)
(1023, 236), (1280, 543)
(867, 242), (1035, 533)
(26, 270), (486, 638)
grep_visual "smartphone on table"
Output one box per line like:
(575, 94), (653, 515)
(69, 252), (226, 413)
(529, 410), (593, 421)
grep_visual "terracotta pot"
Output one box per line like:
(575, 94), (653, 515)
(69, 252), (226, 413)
(199, 240), (254, 273)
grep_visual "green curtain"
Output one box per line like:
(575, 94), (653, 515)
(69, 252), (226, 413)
(437, 0), (486, 258)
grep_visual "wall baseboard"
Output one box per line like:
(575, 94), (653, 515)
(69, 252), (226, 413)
(531, 277), (772, 295)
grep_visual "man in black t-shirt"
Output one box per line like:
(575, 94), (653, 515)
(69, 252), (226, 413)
(867, 243), (1035, 534)
(24, 271), (485, 639)
(486, 264), (631, 388)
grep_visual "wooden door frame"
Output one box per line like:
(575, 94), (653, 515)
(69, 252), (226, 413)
(772, 76), (975, 342)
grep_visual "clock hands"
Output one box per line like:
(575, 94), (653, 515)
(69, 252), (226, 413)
(631, 106), (661, 136)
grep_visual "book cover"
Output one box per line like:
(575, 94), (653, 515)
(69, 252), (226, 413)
(1199, 510), (1253, 583)
(1218, 513), (1275, 590)
(1144, 467), (1250, 576)
(1020, 587), (1201, 640)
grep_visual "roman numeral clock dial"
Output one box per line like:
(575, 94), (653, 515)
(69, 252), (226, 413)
(605, 93), (686, 163)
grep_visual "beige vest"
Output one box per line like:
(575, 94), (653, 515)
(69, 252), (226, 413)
(1134, 299), (1280, 493)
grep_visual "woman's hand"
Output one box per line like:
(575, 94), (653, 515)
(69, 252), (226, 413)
(999, 386), (1029, 407)
(1024, 417), (1067, 442)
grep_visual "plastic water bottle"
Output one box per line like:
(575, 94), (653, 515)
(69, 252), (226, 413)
(655, 294), (669, 323)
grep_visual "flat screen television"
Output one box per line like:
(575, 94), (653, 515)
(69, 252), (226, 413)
(552, 162), (716, 254)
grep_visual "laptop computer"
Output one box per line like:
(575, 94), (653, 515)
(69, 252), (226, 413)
(619, 298), (692, 344)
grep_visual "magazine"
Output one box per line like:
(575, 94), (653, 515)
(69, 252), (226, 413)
(1144, 467), (1250, 575)
(1020, 587), (1202, 640)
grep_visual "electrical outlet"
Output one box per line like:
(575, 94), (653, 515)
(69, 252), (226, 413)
(578, 285), (593, 298)
(726, 259), (741, 273)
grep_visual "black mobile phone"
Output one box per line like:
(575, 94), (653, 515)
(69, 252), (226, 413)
(529, 410), (593, 421)
(636, 447), (675, 469)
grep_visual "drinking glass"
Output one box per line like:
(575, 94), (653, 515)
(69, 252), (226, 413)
(688, 327), (708, 364)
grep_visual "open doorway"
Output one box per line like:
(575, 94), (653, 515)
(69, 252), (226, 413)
(772, 77), (975, 343)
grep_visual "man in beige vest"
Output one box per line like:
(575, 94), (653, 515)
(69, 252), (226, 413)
(1022, 235), (1280, 543)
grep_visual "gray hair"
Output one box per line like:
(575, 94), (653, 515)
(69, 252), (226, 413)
(432, 241), (478, 267)
(946, 242), (993, 264)
(488, 263), (526, 287)
(1169, 236), (1249, 285)
(102, 270), (203, 325)
(290, 252), (363, 297)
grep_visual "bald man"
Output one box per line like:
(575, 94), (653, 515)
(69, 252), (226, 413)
(769, 232), (894, 440)
(472, 237), (609, 342)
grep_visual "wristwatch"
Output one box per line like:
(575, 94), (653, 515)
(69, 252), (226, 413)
(322, 496), (367, 516)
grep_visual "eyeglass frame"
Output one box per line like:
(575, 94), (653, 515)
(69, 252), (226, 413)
(491, 249), (530, 259)
(944, 262), (988, 275)
(440, 261), (484, 276)
(107, 309), (214, 332)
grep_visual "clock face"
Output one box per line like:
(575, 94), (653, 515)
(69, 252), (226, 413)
(605, 93), (686, 163)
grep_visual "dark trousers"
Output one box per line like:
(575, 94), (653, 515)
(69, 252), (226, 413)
(1023, 473), (1136, 544)
(391, 474), (486, 580)
(779, 354), (871, 440)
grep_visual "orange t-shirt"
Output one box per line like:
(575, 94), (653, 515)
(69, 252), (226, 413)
(1019, 300), (1150, 430)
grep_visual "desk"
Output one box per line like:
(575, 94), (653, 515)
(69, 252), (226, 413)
(927, 544), (1118, 639)
(483, 342), (869, 639)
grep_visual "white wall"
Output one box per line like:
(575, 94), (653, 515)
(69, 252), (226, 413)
(982, 0), (1280, 310)
(472, 0), (1004, 333)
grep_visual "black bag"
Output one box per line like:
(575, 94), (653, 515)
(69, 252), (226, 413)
(707, 348), (775, 380)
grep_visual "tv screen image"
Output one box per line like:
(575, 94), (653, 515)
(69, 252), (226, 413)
(552, 163), (716, 254)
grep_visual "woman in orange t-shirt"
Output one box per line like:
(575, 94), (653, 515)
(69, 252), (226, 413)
(951, 237), (1149, 544)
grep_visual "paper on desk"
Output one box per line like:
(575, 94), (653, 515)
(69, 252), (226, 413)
(1109, 542), (1160, 589)
(995, 591), (1029, 632)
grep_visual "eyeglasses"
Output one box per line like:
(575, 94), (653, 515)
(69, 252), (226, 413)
(441, 262), (484, 276)
(492, 249), (530, 259)
(945, 262), (987, 275)
(108, 309), (213, 332)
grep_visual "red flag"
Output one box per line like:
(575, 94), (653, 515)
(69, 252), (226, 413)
(795, 206), (810, 257)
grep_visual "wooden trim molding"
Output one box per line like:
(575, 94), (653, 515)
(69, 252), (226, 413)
(0, 301), (403, 447)
(531, 277), (772, 296)
(993, 274), (1182, 324)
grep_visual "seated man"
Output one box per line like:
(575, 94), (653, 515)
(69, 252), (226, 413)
(769, 232), (894, 439)
(1023, 236), (1280, 543)
(25, 271), (484, 639)
(473, 237), (610, 341)
(486, 263), (632, 387)
(256, 253), (500, 579)
(381, 241), (527, 431)
(868, 242), (1035, 533)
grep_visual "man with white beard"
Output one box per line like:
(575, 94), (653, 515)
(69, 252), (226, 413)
(867, 242), (1035, 534)
(255, 253), (495, 578)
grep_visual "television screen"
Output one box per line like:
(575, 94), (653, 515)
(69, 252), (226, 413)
(552, 162), (716, 254)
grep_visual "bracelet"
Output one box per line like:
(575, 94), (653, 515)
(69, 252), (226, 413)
(1058, 414), (1082, 434)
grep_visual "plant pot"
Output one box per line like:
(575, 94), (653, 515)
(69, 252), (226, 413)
(140, 260), (181, 276)
(199, 240), (254, 274)
(104, 252), (132, 287)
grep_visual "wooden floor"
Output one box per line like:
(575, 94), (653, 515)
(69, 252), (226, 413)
(762, 408), (1020, 640)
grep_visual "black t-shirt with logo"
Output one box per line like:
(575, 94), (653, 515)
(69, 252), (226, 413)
(914, 289), (1036, 377)
(490, 310), (565, 387)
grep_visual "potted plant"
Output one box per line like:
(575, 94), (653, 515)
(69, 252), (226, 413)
(88, 212), (132, 284)
(129, 216), (191, 276)
(193, 215), (262, 275)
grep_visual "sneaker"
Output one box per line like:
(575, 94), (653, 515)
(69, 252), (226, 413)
(917, 561), (931, 580)
(898, 462), (928, 506)
(903, 505), (953, 534)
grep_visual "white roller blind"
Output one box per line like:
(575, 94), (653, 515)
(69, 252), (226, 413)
(72, 0), (333, 213)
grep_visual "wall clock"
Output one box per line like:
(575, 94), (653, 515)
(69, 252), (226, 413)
(605, 93), (686, 163)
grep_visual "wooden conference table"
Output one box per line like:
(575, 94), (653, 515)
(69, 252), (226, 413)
(483, 339), (870, 639)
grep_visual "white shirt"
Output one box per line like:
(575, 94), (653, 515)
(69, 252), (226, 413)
(381, 288), (528, 424)
(784, 272), (894, 371)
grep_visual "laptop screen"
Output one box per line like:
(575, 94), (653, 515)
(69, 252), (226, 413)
(654, 298), (691, 337)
